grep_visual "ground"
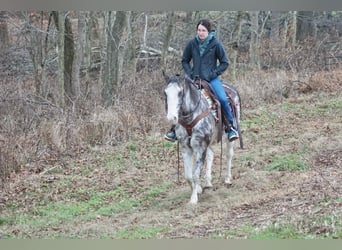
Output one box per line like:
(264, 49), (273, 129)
(0, 90), (341, 239)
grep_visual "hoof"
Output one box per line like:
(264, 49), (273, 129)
(224, 182), (232, 188)
(188, 199), (198, 205)
(197, 185), (202, 194)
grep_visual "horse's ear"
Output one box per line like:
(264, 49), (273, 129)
(162, 70), (170, 83)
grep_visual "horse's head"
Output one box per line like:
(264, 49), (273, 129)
(164, 74), (184, 125)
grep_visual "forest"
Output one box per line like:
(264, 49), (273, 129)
(0, 11), (341, 239)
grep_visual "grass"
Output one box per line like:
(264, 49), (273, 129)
(243, 107), (277, 130)
(1, 89), (341, 239)
(115, 226), (169, 239)
(263, 154), (308, 171)
(212, 215), (342, 239)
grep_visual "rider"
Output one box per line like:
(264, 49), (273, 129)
(164, 19), (239, 142)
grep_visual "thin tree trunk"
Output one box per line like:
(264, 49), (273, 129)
(102, 11), (127, 107)
(270, 11), (281, 47)
(125, 11), (138, 81)
(53, 11), (65, 109)
(230, 11), (244, 81)
(296, 11), (316, 43)
(73, 11), (85, 109)
(0, 11), (9, 50)
(249, 11), (260, 68)
(161, 12), (175, 72)
(289, 11), (297, 47)
(63, 13), (75, 107)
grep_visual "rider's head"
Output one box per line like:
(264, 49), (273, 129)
(196, 19), (211, 41)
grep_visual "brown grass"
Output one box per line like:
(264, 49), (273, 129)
(1, 67), (342, 186)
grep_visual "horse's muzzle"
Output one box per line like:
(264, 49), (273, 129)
(167, 114), (178, 125)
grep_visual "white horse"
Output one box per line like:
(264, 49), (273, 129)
(164, 74), (241, 205)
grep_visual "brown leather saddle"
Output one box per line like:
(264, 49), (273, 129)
(194, 78), (240, 143)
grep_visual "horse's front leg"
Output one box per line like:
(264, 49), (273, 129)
(181, 146), (194, 192)
(225, 141), (235, 185)
(204, 146), (214, 188)
(189, 149), (205, 205)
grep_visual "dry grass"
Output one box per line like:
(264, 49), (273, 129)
(1, 67), (342, 186)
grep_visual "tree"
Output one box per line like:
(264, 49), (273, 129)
(52, 11), (76, 109)
(0, 11), (9, 50)
(230, 11), (244, 81)
(53, 11), (66, 109)
(161, 12), (175, 72)
(296, 11), (317, 43)
(249, 11), (260, 67)
(102, 11), (127, 107)
(22, 11), (51, 96)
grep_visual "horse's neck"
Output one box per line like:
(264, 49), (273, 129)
(181, 83), (205, 119)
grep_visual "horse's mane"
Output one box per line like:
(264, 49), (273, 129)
(167, 74), (194, 85)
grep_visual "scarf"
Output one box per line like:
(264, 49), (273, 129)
(196, 30), (216, 56)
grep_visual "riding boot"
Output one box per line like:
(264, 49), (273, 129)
(164, 125), (177, 142)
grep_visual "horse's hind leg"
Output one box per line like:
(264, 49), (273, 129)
(225, 141), (234, 185)
(204, 146), (214, 188)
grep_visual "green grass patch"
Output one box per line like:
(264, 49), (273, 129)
(243, 109), (277, 130)
(115, 226), (168, 239)
(263, 154), (308, 171)
(212, 223), (311, 239)
(0, 217), (10, 226)
(143, 182), (171, 199)
(249, 224), (304, 239)
(163, 141), (176, 149)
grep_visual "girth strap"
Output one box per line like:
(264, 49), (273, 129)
(179, 109), (211, 136)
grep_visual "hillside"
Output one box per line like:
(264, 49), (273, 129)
(1, 88), (341, 239)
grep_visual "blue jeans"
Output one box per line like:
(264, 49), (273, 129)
(210, 77), (235, 129)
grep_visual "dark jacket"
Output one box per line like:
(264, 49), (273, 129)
(181, 36), (229, 82)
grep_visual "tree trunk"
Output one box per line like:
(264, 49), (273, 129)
(72, 11), (85, 108)
(102, 11), (127, 107)
(161, 12), (175, 72)
(52, 11), (65, 109)
(230, 11), (244, 81)
(63, 13), (75, 107)
(52, 11), (75, 108)
(0, 11), (9, 50)
(25, 11), (48, 96)
(270, 11), (281, 46)
(296, 11), (317, 43)
(249, 11), (260, 68)
(124, 11), (138, 80)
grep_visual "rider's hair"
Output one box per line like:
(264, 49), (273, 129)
(196, 19), (211, 32)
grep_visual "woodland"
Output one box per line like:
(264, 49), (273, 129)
(0, 11), (341, 239)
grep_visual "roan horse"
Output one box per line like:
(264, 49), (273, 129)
(164, 73), (241, 205)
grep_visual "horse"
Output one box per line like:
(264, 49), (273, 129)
(163, 73), (241, 205)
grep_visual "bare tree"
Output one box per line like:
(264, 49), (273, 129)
(249, 11), (260, 67)
(52, 11), (76, 108)
(124, 11), (139, 80)
(230, 11), (244, 80)
(22, 11), (52, 96)
(161, 12), (175, 72)
(102, 11), (127, 107)
(63, 13), (75, 106)
(52, 11), (65, 109)
(296, 11), (317, 43)
(0, 11), (9, 50)
(270, 11), (281, 47)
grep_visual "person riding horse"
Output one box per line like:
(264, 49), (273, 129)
(164, 19), (239, 142)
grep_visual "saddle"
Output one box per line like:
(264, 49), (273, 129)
(194, 78), (239, 142)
